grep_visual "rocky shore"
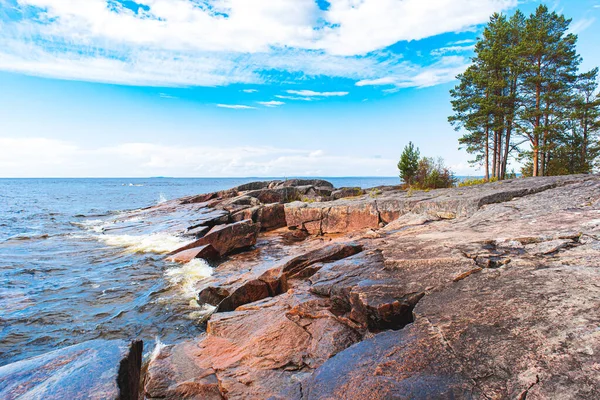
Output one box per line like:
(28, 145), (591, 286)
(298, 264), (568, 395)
(2, 175), (600, 399)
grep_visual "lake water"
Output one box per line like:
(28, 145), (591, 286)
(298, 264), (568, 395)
(0, 177), (399, 366)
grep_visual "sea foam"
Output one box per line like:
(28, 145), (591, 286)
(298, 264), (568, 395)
(97, 233), (190, 254)
(165, 258), (214, 298)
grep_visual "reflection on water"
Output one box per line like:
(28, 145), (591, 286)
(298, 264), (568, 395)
(0, 177), (400, 367)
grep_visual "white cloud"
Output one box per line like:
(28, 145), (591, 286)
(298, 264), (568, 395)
(242, 89), (259, 93)
(430, 45), (476, 56)
(0, 137), (397, 177)
(569, 18), (596, 34)
(0, 0), (517, 87)
(356, 56), (470, 89)
(159, 93), (178, 99)
(355, 77), (398, 87)
(275, 95), (314, 101)
(216, 104), (256, 109)
(257, 100), (285, 107)
(286, 90), (349, 97)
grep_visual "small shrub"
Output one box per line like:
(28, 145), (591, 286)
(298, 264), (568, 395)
(458, 177), (498, 187)
(412, 157), (457, 190)
(368, 188), (382, 198)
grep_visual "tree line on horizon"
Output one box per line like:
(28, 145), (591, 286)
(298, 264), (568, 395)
(449, 5), (600, 180)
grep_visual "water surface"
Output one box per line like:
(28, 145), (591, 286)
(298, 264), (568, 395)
(0, 177), (399, 366)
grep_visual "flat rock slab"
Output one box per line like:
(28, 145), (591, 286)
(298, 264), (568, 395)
(285, 175), (594, 234)
(0, 339), (142, 400)
(166, 244), (219, 263)
(302, 321), (475, 399)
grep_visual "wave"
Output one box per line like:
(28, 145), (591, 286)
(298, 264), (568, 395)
(70, 219), (110, 233)
(5, 233), (50, 241)
(97, 233), (190, 254)
(157, 193), (168, 204)
(150, 336), (167, 362)
(165, 258), (214, 299)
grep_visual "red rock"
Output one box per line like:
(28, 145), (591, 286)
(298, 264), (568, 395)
(197, 243), (363, 312)
(181, 192), (217, 204)
(0, 340), (143, 400)
(166, 244), (219, 263)
(258, 203), (286, 231)
(331, 187), (364, 199)
(169, 220), (260, 257)
(145, 293), (360, 400)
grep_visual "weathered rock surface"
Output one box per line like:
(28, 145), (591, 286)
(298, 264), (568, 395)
(170, 220), (260, 257)
(166, 244), (219, 263)
(142, 174), (600, 399)
(198, 243), (364, 312)
(145, 293), (361, 400)
(285, 174), (594, 234)
(0, 339), (142, 400)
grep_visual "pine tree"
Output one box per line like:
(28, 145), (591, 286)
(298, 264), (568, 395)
(398, 142), (420, 186)
(450, 12), (525, 180)
(450, 5), (596, 178)
(517, 5), (580, 176)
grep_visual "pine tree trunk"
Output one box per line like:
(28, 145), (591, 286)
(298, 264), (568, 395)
(485, 127), (490, 181)
(492, 131), (498, 178)
(582, 109), (588, 170)
(503, 122), (512, 179)
(533, 59), (542, 177)
(496, 129), (503, 179)
(533, 139), (539, 177)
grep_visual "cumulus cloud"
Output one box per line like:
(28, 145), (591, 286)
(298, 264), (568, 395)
(0, 137), (397, 177)
(0, 0), (517, 87)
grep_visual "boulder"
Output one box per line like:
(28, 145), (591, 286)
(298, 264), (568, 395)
(331, 187), (364, 200)
(245, 187), (299, 204)
(257, 203), (286, 231)
(276, 179), (334, 189)
(230, 203), (286, 231)
(166, 244), (219, 263)
(230, 206), (261, 223)
(169, 220), (260, 257)
(234, 181), (274, 192)
(285, 200), (381, 235)
(0, 340), (143, 400)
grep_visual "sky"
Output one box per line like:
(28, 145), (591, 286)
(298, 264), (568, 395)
(0, 0), (599, 178)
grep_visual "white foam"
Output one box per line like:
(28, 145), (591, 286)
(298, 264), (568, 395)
(187, 304), (217, 322)
(158, 193), (168, 204)
(150, 336), (167, 362)
(97, 233), (190, 254)
(165, 259), (214, 298)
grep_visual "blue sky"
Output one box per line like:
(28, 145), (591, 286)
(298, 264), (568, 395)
(0, 0), (599, 177)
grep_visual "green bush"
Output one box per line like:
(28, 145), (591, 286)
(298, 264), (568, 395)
(412, 157), (457, 190)
(458, 177), (498, 187)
